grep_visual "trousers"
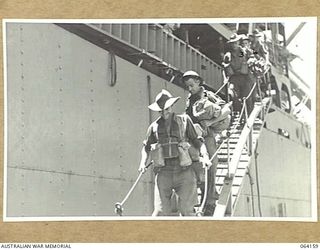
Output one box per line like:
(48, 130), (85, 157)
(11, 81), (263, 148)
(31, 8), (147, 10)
(203, 132), (219, 209)
(230, 74), (254, 115)
(152, 166), (198, 216)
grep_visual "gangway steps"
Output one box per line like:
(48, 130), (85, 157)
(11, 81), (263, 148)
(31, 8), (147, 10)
(217, 161), (248, 170)
(218, 149), (248, 155)
(216, 168), (247, 177)
(216, 167), (248, 187)
(214, 116), (265, 211)
(211, 98), (272, 217)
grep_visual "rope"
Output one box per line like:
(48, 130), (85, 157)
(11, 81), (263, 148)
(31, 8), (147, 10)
(254, 142), (263, 217)
(115, 161), (153, 216)
(122, 161), (153, 205)
(196, 164), (209, 216)
(120, 172), (143, 206)
(247, 169), (256, 217)
(244, 81), (257, 102)
(214, 80), (229, 96)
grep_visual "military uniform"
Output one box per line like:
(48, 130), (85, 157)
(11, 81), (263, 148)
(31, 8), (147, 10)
(224, 45), (254, 115)
(140, 89), (203, 216)
(186, 87), (220, 216)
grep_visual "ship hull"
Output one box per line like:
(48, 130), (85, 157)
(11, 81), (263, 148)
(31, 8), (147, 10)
(5, 23), (313, 219)
(233, 107), (312, 217)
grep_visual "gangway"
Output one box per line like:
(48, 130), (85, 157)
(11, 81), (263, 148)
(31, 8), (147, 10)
(213, 97), (272, 217)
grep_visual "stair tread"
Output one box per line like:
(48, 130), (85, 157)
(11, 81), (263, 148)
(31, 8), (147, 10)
(216, 168), (246, 177)
(215, 176), (244, 189)
(218, 149), (248, 155)
(216, 177), (226, 186)
(226, 140), (240, 144)
(235, 168), (247, 177)
(216, 185), (223, 194)
(232, 186), (241, 196)
(217, 158), (250, 164)
(216, 169), (228, 177)
(216, 166), (247, 180)
(217, 161), (248, 169)
(217, 156), (250, 163)
(214, 103), (269, 209)
(220, 145), (237, 149)
(232, 176), (243, 186)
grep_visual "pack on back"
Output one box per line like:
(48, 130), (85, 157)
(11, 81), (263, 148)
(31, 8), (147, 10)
(193, 91), (232, 133)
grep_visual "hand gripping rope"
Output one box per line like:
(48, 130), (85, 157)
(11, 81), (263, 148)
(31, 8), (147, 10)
(114, 161), (153, 216)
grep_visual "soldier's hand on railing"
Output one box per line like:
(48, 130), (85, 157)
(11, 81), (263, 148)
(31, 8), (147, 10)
(201, 155), (212, 169)
(138, 162), (147, 173)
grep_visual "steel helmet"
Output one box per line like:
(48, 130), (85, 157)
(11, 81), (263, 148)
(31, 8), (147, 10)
(182, 71), (203, 85)
(182, 70), (200, 79)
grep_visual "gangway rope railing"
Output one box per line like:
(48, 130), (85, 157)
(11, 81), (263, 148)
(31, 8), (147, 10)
(199, 79), (258, 196)
(208, 81), (258, 170)
(212, 97), (272, 218)
(214, 79), (229, 96)
(209, 71), (272, 217)
(229, 96), (270, 176)
(199, 76), (263, 213)
(196, 164), (209, 216)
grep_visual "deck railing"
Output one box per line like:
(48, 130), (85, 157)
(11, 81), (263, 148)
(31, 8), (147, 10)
(91, 23), (224, 90)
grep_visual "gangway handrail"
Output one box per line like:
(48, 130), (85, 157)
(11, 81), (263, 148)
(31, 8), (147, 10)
(213, 96), (272, 218)
(229, 97), (271, 176)
(208, 78), (259, 171)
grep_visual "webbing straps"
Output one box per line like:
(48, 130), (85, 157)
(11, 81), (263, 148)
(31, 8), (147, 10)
(176, 115), (188, 142)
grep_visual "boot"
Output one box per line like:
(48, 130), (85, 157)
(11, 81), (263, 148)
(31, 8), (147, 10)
(203, 204), (216, 216)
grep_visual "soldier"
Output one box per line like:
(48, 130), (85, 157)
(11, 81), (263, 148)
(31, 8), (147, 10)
(138, 89), (210, 216)
(249, 29), (271, 99)
(250, 29), (269, 62)
(223, 33), (254, 116)
(182, 70), (222, 216)
(240, 34), (253, 55)
(240, 34), (258, 102)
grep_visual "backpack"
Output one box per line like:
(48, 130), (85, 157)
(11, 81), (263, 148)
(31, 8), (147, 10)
(176, 114), (200, 162)
(197, 90), (232, 133)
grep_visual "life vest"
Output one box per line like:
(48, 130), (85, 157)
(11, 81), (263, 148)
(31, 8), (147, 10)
(149, 114), (199, 167)
(150, 115), (178, 159)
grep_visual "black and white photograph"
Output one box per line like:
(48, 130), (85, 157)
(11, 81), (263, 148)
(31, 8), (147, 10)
(3, 18), (317, 221)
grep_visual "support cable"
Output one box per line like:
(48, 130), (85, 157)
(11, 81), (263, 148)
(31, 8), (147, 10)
(247, 168), (255, 217)
(254, 141), (263, 217)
